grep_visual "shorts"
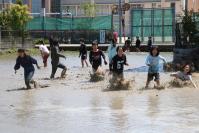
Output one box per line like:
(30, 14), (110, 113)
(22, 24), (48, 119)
(136, 44), (140, 48)
(81, 55), (87, 60)
(43, 54), (49, 63)
(147, 73), (160, 82)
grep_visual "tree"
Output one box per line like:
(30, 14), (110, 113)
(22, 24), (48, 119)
(0, 0), (32, 47)
(9, 1), (32, 46)
(0, 9), (11, 31)
(80, 2), (97, 17)
(181, 10), (198, 45)
(16, 0), (23, 5)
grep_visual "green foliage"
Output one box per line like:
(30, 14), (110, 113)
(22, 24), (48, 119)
(9, 4), (32, 32)
(16, 0), (23, 5)
(80, 2), (97, 17)
(33, 38), (49, 45)
(182, 11), (198, 44)
(0, 2), (31, 33)
(0, 9), (11, 30)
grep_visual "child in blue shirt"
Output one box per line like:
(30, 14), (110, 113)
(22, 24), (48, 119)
(14, 49), (40, 89)
(145, 46), (166, 88)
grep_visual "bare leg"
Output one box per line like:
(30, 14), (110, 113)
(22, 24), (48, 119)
(156, 80), (160, 87)
(81, 60), (84, 68)
(145, 81), (150, 88)
(61, 68), (67, 78)
(85, 60), (89, 67)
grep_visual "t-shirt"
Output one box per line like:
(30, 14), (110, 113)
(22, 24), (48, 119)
(145, 55), (166, 73)
(79, 44), (87, 57)
(176, 71), (192, 81)
(112, 54), (127, 74)
(125, 39), (131, 46)
(89, 50), (105, 70)
(39, 45), (49, 54)
(14, 55), (38, 73)
(136, 39), (141, 47)
(147, 40), (152, 47)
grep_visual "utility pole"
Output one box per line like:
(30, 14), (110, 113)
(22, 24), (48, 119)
(118, 0), (122, 43)
(41, 0), (46, 39)
(185, 0), (188, 13)
(2, 0), (5, 9)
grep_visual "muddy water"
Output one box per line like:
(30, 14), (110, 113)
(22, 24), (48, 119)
(0, 52), (199, 133)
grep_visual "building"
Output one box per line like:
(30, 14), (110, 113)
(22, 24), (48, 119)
(61, 0), (184, 16)
(61, 0), (184, 39)
(187, 0), (199, 13)
(0, 0), (12, 11)
(10, 0), (51, 13)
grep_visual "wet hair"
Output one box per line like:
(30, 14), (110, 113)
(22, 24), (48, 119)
(79, 38), (85, 43)
(92, 40), (98, 46)
(150, 46), (159, 56)
(182, 64), (192, 75)
(116, 46), (124, 53)
(17, 48), (25, 53)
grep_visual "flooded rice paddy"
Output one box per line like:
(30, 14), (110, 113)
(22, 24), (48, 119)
(0, 52), (199, 133)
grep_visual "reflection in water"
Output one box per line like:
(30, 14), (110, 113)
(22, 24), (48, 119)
(109, 96), (128, 132)
(147, 95), (160, 118)
(15, 91), (35, 125)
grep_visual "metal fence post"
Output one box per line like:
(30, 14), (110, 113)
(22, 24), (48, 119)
(0, 26), (1, 50)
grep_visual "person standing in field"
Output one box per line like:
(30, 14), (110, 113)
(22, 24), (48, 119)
(124, 37), (131, 52)
(50, 39), (67, 79)
(79, 38), (89, 68)
(147, 36), (152, 51)
(14, 49), (40, 89)
(39, 40), (50, 67)
(135, 36), (141, 52)
(108, 39), (117, 71)
(89, 40), (108, 72)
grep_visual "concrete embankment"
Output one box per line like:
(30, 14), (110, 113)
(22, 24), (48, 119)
(35, 43), (174, 52)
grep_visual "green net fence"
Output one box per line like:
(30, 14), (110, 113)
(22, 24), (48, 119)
(131, 8), (175, 42)
(27, 15), (112, 31)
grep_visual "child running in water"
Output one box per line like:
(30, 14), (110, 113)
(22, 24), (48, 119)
(112, 46), (129, 79)
(79, 38), (89, 68)
(170, 64), (198, 88)
(50, 39), (67, 79)
(89, 40), (107, 72)
(14, 49), (40, 89)
(145, 46), (166, 88)
(39, 40), (50, 67)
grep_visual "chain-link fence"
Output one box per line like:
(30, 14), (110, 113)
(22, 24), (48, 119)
(131, 8), (175, 43)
